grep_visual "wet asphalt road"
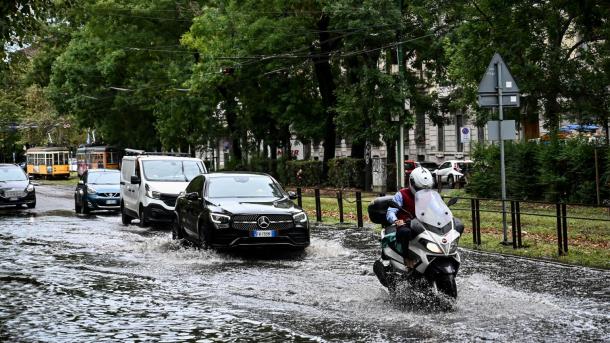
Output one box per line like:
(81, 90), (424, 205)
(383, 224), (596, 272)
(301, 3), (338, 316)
(0, 185), (608, 342)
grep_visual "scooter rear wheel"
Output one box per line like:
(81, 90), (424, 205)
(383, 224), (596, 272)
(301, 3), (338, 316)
(435, 274), (457, 298)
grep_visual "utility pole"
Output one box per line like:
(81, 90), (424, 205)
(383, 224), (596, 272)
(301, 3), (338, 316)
(396, 0), (405, 189)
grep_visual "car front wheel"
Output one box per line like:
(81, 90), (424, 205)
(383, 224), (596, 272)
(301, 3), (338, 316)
(172, 216), (184, 240)
(121, 202), (132, 225)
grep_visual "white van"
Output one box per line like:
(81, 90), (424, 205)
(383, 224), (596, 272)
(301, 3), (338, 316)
(120, 150), (207, 227)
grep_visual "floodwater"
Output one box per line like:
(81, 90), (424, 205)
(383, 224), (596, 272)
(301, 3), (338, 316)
(0, 185), (608, 342)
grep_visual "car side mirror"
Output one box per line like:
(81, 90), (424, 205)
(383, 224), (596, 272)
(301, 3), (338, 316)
(447, 197), (459, 207)
(288, 191), (298, 200)
(28, 174), (33, 180)
(130, 175), (141, 184)
(185, 192), (199, 201)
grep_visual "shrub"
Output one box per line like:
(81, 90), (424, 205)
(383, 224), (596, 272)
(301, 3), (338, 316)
(468, 139), (609, 204)
(284, 160), (323, 186)
(327, 157), (364, 188)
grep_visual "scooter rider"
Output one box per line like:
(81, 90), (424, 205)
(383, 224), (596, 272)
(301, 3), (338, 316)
(386, 166), (435, 267)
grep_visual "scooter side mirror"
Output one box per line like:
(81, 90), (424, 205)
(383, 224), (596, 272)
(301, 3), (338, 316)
(447, 197), (459, 207)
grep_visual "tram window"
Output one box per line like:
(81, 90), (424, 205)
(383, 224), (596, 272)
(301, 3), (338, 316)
(46, 154), (52, 166)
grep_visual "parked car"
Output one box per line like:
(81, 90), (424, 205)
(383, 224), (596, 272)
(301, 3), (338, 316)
(74, 169), (121, 214)
(432, 160), (473, 188)
(173, 172), (310, 250)
(0, 164), (36, 208)
(418, 161), (439, 173)
(120, 150), (207, 227)
(404, 159), (418, 182)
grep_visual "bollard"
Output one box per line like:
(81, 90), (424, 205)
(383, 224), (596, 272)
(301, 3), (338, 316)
(356, 192), (363, 228)
(475, 199), (481, 245)
(562, 203), (568, 254)
(516, 201), (522, 248)
(511, 201), (517, 249)
(471, 198), (477, 245)
(297, 187), (302, 208)
(556, 203), (563, 256)
(315, 189), (322, 222)
(337, 191), (344, 223)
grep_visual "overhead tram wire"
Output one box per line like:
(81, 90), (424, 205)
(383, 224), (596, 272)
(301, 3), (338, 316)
(67, 31), (441, 101)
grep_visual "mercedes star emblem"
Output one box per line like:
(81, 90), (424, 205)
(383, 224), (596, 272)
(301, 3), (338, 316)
(257, 216), (271, 229)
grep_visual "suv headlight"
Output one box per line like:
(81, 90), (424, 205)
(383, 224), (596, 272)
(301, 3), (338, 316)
(145, 184), (161, 199)
(210, 213), (230, 229)
(26, 184), (34, 192)
(293, 212), (307, 224)
(87, 186), (97, 194)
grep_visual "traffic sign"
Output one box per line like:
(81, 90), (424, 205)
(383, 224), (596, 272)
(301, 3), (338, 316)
(478, 53), (519, 95)
(460, 127), (471, 144)
(478, 93), (520, 107)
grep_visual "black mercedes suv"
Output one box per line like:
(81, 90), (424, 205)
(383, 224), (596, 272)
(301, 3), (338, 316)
(173, 172), (309, 250)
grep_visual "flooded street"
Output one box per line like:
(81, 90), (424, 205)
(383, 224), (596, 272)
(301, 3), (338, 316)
(1, 185), (608, 342)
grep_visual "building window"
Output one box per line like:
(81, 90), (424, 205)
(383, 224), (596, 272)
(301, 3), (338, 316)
(437, 123), (445, 151)
(455, 113), (464, 152)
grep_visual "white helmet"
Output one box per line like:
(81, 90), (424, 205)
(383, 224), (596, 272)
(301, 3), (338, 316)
(409, 167), (434, 194)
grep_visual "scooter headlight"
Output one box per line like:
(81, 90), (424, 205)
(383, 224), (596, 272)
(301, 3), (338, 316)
(425, 241), (443, 254)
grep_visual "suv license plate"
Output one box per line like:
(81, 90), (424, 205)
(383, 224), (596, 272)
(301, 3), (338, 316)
(251, 230), (276, 238)
(106, 200), (118, 205)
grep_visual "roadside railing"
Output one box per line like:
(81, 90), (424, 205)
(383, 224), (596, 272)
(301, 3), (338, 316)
(291, 187), (610, 257)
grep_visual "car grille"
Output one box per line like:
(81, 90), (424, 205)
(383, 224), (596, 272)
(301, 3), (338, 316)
(160, 194), (178, 207)
(232, 214), (295, 231)
(99, 192), (119, 197)
(2, 190), (25, 198)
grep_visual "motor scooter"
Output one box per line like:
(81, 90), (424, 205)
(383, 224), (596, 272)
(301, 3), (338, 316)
(368, 189), (464, 298)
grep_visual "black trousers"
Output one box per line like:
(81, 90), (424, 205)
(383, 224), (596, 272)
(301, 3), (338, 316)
(396, 222), (418, 255)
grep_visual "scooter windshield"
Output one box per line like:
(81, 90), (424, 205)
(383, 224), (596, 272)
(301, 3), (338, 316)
(414, 189), (453, 228)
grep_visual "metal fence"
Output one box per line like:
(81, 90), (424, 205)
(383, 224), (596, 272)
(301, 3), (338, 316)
(292, 187), (610, 257)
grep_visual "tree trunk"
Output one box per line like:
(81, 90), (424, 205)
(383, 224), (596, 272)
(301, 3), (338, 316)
(218, 86), (242, 161)
(311, 14), (337, 177)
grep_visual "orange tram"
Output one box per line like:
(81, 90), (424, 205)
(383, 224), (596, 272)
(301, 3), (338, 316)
(76, 145), (120, 176)
(25, 146), (71, 179)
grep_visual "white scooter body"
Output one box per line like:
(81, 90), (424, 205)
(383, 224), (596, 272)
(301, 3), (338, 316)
(374, 189), (462, 297)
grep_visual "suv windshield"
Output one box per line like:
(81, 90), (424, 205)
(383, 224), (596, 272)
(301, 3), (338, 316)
(88, 171), (120, 185)
(0, 166), (27, 181)
(142, 160), (203, 182)
(207, 176), (285, 198)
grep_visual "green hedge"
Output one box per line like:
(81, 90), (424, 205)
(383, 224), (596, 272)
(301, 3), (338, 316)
(468, 139), (609, 204)
(284, 160), (323, 186)
(327, 157), (364, 189)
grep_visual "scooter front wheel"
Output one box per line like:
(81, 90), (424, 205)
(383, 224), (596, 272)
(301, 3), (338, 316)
(435, 274), (457, 298)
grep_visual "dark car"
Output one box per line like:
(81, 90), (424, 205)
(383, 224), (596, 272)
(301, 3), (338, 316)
(173, 172), (310, 250)
(0, 164), (36, 208)
(74, 169), (121, 214)
(419, 161), (439, 173)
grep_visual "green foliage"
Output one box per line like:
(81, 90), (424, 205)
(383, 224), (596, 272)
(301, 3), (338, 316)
(468, 139), (608, 204)
(327, 158), (364, 189)
(284, 160), (324, 187)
